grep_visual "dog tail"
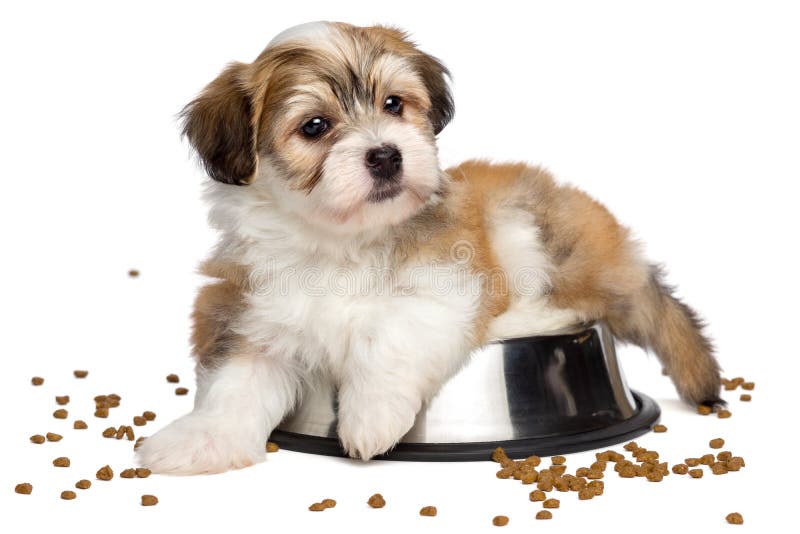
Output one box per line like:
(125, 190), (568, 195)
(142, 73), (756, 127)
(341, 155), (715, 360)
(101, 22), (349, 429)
(606, 265), (723, 407)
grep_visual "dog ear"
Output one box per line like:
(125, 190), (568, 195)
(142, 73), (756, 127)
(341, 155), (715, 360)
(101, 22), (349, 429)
(413, 52), (454, 135)
(181, 62), (257, 185)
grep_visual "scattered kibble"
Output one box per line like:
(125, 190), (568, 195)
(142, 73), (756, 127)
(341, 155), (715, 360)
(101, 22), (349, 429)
(102, 427), (116, 438)
(175, 387), (189, 396)
(689, 469), (704, 479)
(718, 409), (732, 419)
(309, 502), (326, 511)
(53, 409), (68, 419)
(141, 494), (158, 506)
(53, 457), (70, 467)
(73, 420), (88, 430)
(55, 395), (70, 405)
(529, 490), (546, 502)
(133, 416), (146, 426)
(46, 432), (62, 442)
(542, 498), (560, 509)
(726, 512), (744, 525)
(368, 493), (386, 508)
(61, 490), (76, 500)
(73, 370), (88, 378)
(126, 426), (135, 441)
(672, 464), (689, 475)
(166, 374), (180, 383)
(420, 506), (437, 516)
(121, 468), (136, 479)
(96, 465), (113, 481)
(15, 483), (33, 494)
(321, 498), (336, 509)
(267, 441), (279, 453)
(30, 434), (45, 444)
(551, 455), (566, 465)
(710, 438), (725, 449)
(492, 516), (509, 526)
(31, 377), (45, 386)
(142, 411), (156, 421)
(136, 468), (151, 478)
(697, 404), (712, 415)
(75, 480), (91, 490)
(128, 269), (140, 278)
(536, 511), (552, 520)
(741, 382), (754, 391)
(740, 394), (751, 402)
(94, 407), (109, 418)
(653, 424), (668, 433)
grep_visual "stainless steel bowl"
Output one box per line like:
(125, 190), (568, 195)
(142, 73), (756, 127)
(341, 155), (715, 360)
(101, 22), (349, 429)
(272, 322), (660, 460)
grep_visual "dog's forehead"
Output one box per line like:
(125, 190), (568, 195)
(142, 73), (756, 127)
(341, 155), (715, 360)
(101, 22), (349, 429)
(268, 21), (335, 48)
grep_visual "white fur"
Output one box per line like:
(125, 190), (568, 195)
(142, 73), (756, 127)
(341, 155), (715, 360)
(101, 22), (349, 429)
(267, 21), (334, 48)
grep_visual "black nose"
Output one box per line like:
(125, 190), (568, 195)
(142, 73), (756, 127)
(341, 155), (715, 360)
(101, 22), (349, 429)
(365, 145), (402, 181)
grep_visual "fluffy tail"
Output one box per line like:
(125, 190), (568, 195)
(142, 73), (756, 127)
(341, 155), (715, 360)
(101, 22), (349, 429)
(607, 266), (723, 407)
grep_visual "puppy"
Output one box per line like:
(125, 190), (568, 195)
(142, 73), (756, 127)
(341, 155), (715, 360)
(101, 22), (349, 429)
(137, 21), (722, 474)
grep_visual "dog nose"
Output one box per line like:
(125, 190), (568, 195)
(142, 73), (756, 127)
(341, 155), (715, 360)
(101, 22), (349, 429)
(365, 145), (402, 181)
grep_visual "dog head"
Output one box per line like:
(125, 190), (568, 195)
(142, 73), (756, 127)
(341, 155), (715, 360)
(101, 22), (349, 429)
(183, 22), (453, 234)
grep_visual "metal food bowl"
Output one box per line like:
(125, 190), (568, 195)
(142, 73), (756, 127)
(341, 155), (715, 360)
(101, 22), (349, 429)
(271, 322), (660, 460)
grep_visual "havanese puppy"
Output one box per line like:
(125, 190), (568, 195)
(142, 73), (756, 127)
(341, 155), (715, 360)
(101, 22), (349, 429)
(137, 21), (722, 474)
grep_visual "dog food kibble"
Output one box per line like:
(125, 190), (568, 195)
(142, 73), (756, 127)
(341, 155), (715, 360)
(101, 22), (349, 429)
(102, 427), (116, 438)
(697, 404), (713, 415)
(175, 387), (189, 396)
(30, 434), (46, 444)
(128, 269), (140, 278)
(536, 511), (553, 520)
(309, 502), (327, 511)
(115, 426), (127, 440)
(529, 490), (546, 502)
(672, 464), (689, 475)
(653, 424), (667, 433)
(525, 455), (542, 466)
(46, 432), (62, 442)
(368, 494), (386, 508)
(685, 458), (701, 467)
(689, 469), (704, 479)
(321, 498), (336, 508)
(15, 483), (33, 494)
(551, 455), (566, 465)
(420, 506), (437, 516)
(133, 416), (146, 426)
(121, 469), (136, 479)
(73, 420), (88, 430)
(166, 374), (180, 383)
(700, 454), (716, 466)
(578, 488), (595, 500)
(141, 495), (158, 506)
(542, 498), (560, 509)
(726, 512), (744, 525)
(31, 376), (45, 386)
(126, 426), (135, 441)
(73, 370), (88, 378)
(710, 438), (725, 449)
(740, 394), (751, 401)
(134, 437), (146, 450)
(61, 490), (76, 500)
(727, 457), (745, 470)
(75, 480), (91, 490)
(267, 441), (279, 453)
(53, 457), (70, 467)
(53, 409), (68, 419)
(55, 395), (70, 405)
(142, 411), (156, 421)
(624, 441), (638, 451)
(717, 451), (733, 461)
(96, 465), (113, 481)
(492, 516), (509, 527)
(95, 408), (109, 418)
(711, 462), (729, 475)
(741, 382), (754, 391)
(718, 409), (732, 419)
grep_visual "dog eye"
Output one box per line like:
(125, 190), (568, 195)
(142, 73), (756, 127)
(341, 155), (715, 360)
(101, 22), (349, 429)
(383, 95), (403, 115)
(301, 117), (329, 138)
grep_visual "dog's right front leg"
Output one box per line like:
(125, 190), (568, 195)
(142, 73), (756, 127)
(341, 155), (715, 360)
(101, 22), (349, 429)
(136, 352), (299, 475)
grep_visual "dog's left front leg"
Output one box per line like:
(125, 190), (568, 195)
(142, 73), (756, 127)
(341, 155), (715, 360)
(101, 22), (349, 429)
(336, 306), (476, 460)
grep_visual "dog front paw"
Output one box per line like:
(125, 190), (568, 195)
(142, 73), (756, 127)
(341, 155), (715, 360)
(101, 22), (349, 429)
(136, 412), (266, 475)
(337, 403), (417, 461)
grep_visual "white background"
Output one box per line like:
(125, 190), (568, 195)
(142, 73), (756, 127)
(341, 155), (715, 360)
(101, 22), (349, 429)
(1, 0), (797, 532)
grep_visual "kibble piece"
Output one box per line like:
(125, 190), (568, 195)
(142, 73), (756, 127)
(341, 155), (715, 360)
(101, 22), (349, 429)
(53, 409), (68, 419)
(646, 471), (664, 482)
(121, 468), (136, 479)
(551, 455), (566, 465)
(46, 432), (62, 442)
(126, 426), (135, 441)
(623, 441), (638, 451)
(53, 457), (70, 467)
(524, 455), (541, 466)
(697, 404), (713, 415)
(740, 394), (751, 402)
(321, 498), (336, 509)
(718, 409), (732, 419)
(496, 466), (515, 479)
(520, 471), (538, 485)
(727, 457), (745, 471)
(741, 382), (754, 391)
(135, 468), (151, 478)
(142, 411), (156, 421)
(368, 493), (386, 508)
(536, 511), (552, 520)
(115, 426), (127, 440)
(128, 269), (140, 278)
(542, 498), (560, 509)
(672, 464), (689, 475)
(689, 469), (704, 479)
(134, 437), (146, 450)
(529, 490), (546, 502)
(578, 488), (595, 500)
(55, 395), (70, 405)
(133, 416), (146, 426)
(554, 478), (570, 492)
(30, 434), (46, 444)
(15, 483), (33, 494)
(73, 370), (88, 378)
(166, 374), (180, 383)
(711, 462), (729, 475)
(73, 420), (88, 430)
(94, 408), (109, 418)
(309, 502), (326, 511)
(75, 480), (91, 490)
(586, 469), (604, 479)
(590, 461), (607, 472)
(701, 454), (716, 466)
(96, 465), (113, 481)
(60, 490), (76, 500)
(685, 458), (701, 467)
(717, 451), (733, 461)
(141, 495), (158, 506)
(420, 506), (437, 516)
(726, 512), (744, 525)
(492, 516), (509, 527)
(102, 427), (116, 438)
(710, 438), (725, 449)
(175, 387), (189, 396)
(576, 467), (589, 477)
(653, 424), (668, 433)
(267, 441), (279, 453)
(550, 465), (567, 476)
(32, 376), (45, 386)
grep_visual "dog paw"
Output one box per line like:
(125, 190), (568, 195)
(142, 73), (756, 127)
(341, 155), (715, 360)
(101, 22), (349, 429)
(136, 412), (266, 475)
(337, 403), (417, 461)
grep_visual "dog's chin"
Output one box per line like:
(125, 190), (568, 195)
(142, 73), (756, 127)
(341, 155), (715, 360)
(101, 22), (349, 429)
(366, 182), (404, 203)
(316, 186), (433, 235)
